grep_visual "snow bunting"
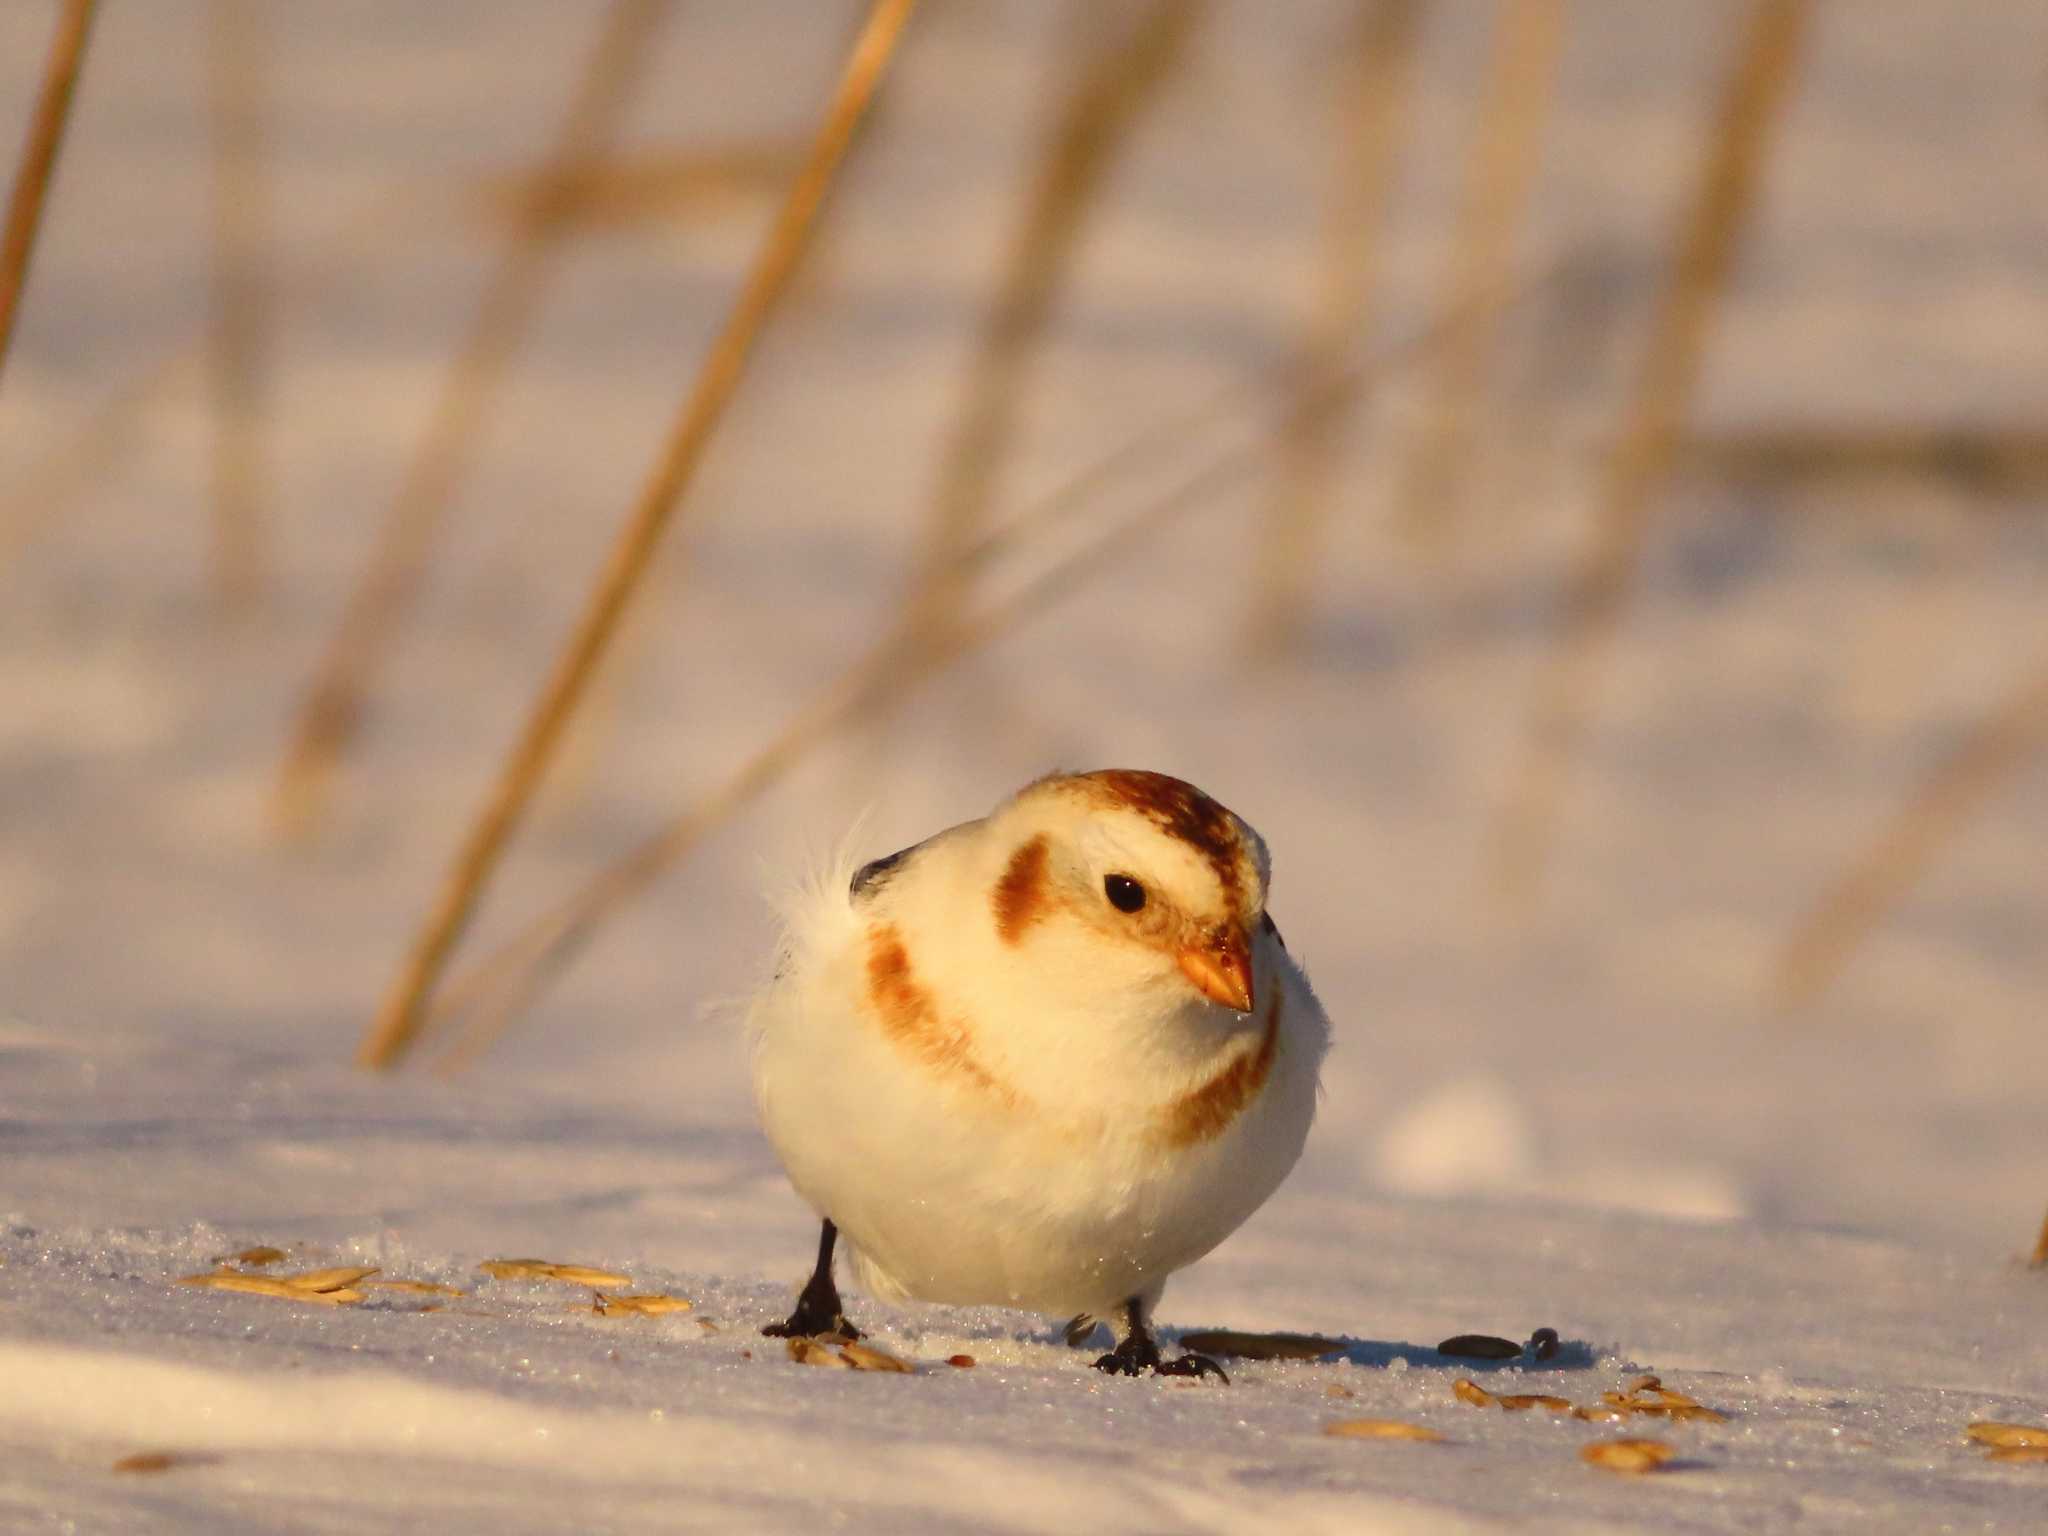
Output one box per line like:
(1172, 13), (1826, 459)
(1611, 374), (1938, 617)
(748, 769), (1329, 1379)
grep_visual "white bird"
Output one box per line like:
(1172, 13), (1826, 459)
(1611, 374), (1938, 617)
(748, 769), (1329, 1379)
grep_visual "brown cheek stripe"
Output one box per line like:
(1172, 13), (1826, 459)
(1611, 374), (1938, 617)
(992, 834), (1050, 945)
(866, 923), (1022, 1107)
(1153, 991), (1282, 1150)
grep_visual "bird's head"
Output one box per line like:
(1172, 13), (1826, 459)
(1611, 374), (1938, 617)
(979, 769), (1272, 1018)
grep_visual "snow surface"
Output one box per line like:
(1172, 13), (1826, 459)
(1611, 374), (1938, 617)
(3, 2), (2046, 1531)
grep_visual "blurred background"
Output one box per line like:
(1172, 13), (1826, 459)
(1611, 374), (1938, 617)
(1, 1), (2043, 1260)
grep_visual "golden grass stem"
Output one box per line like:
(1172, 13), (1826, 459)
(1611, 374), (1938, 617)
(1245, 0), (1421, 659)
(910, 0), (1202, 652)
(270, 0), (673, 838)
(1682, 427), (2048, 490)
(357, 0), (919, 1072)
(0, 0), (98, 380)
(1491, 0), (1808, 905)
(1395, 0), (1566, 552)
(1773, 655), (2048, 1008)
(426, 282), (1555, 1071)
(206, 0), (270, 609)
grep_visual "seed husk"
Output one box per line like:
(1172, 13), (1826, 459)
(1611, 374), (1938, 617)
(1986, 1446), (2048, 1464)
(176, 1272), (362, 1305)
(233, 1247), (288, 1267)
(1179, 1329), (1346, 1361)
(839, 1340), (916, 1374)
(1453, 1378), (1497, 1408)
(1496, 1394), (1575, 1413)
(786, 1336), (852, 1369)
(947, 1354), (976, 1368)
(479, 1259), (633, 1288)
(593, 1292), (693, 1317)
(111, 1451), (210, 1474)
(1438, 1334), (1523, 1360)
(1325, 1418), (1445, 1442)
(361, 1278), (466, 1296)
(281, 1266), (381, 1294)
(1581, 1438), (1677, 1473)
(1967, 1422), (2048, 1449)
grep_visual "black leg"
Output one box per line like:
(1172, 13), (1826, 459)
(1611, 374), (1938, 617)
(762, 1219), (862, 1339)
(1092, 1297), (1227, 1383)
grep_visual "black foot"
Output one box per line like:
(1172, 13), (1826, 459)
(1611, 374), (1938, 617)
(762, 1218), (862, 1339)
(1092, 1313), (1228, 1384)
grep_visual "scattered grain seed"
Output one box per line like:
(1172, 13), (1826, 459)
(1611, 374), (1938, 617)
(112, 1453), (179, 1474)
(593, 1293), (694, 1317)
(1439, 1334), (1522, 1360)
(234, 1247), (287, 1267)
(176, 1273), (361, 1306)
(1496, 1394), (1575, 1413)
(1967, 1422), (2048, 1449)
(786, 1336), (852, 1369)
(1574, 1406), (1628, 1423)
(947, 1354), (976, 1369)
(1325, 1418), (1445, 1442)
(1986, 1446), (2048, 1464)
(1581, 1438), (1677, 1473)
(1453, 1379), (1497, 1408)
(282, 1266), (381, 1293)
(361, 1278), (466, 1296)
(1179, 1330), (1345, 1361)
(479, 1259), (633, 1288)
(840, 1340), (916, 1374)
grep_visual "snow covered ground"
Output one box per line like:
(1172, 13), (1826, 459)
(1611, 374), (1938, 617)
(2, 2), (2045, 1530)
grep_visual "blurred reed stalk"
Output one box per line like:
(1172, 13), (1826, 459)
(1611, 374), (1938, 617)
(358, 0), (919, 1073)
(1491, 0), (1807, 906)
(1773, 654), (2048, 1008)
(1395, 0), (1565, 554)
(1681, 427), (2048, 491)
(206, 0), (270, 610)
(2033, 1208), (2047, 1268)
(270, 0), (672, 839)
(905, 0), (1203, 663)
(0, 143), (792, 563)
(0, 0), (98, 381)
(1244, 0), (1419, 659)
(424, 285), (1554, 1070)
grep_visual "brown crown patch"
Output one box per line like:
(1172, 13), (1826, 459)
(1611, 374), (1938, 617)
(865, 923), (1020, 1108)
(1154, 991), (1282, 1149)
(992, 834), (1050, 945)
(1063, 770), (1249, 921)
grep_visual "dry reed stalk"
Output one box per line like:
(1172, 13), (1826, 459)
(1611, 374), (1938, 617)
(0, 0), (98, 380)
(907, 0), (1202, 658)
(467, 140), (802, 234)
(206, 0), (270, 609)
(426, 289), (1542, 1070)
(1394, 0), (1566, 552)
(270, 0), (673, 838)
(1491, 0), (1807, 904)
(0, 142), (794, 567)
(1774, 655), (2048, 1007)
(1682, 427), (2048, 490)
(357, 0), (919, 1072)
(1244, 0), (1421, 658)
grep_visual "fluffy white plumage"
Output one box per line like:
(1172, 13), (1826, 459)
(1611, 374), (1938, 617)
(747, 769), (1329, 1371)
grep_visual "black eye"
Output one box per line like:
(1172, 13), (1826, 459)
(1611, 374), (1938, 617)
(1104, 874), (1146, 913)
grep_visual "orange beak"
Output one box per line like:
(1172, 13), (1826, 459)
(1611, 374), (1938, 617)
(1178, 928), (1255, 1014)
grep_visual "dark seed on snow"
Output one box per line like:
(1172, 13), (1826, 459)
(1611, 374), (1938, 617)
(1437, 1334), (1522, 1360)
(1528, 1327), (1560, 1361)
